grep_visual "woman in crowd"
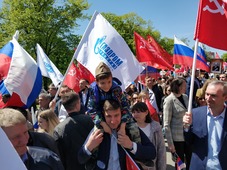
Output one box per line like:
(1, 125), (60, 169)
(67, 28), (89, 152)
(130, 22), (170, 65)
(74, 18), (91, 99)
(38, 109), (60, 137)
(163, 77), (191, 170)
(131, 102), (166, 170)
(195, 79), (213, 107)
(130, 92), (140, 106)
(138, 90), (160, 123)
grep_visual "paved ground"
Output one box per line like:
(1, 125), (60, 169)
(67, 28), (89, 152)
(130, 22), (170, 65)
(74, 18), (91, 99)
(165, 140), (175, 170)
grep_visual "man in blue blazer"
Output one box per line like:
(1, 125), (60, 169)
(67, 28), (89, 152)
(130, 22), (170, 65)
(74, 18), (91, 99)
(78, 99), (156, 170)
(183, 80), (227, 170)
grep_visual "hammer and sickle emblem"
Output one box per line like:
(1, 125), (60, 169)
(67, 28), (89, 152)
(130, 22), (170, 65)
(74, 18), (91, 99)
(139, 38), (146, 49)
(203, 0), (225, 15)
(147, 37), (152, 44)
(68, 69), (76, 76)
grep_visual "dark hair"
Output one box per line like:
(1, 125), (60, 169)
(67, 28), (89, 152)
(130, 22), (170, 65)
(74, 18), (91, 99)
(80, 78), (90, 84)
(61, 92), (80, 111)
(170, 77), (186, 94)
(131, 102), (152, 123)
(103, 99), (121, 112)
(164, 85), (171, 96)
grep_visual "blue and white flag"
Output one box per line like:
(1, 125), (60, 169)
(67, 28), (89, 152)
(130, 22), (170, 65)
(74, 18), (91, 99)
(73, 11), (144, 90)
(0, 38), (42, 108)
(37, 43), (63, 86)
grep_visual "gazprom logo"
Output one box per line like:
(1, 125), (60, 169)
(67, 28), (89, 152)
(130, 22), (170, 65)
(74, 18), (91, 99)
(94, 36), (123, 69)
(44, 61), (54, 73)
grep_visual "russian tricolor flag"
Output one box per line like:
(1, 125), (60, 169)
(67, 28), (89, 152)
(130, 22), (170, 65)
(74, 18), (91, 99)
(173, 36), (210, 72)
(0, 38), (42, 108)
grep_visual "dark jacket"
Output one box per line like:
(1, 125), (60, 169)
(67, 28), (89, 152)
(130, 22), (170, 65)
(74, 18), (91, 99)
(184, 106), (227, 170)
(78, 128), (156, 170)
(27, 131), (60, 156)
(53, 112), (94, 170)
(26, 146), (64, 170)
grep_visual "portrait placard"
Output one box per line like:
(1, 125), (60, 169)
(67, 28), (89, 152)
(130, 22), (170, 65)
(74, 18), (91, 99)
(210, 59), (223, 74)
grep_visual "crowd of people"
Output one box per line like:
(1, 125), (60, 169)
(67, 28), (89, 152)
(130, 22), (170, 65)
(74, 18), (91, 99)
(1, 63), (227, 170)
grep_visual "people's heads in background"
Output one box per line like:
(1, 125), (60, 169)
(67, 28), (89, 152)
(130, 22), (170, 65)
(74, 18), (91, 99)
(219, 73), (227, 81)
(59, 85), (72, 97)
(79, 79), (90, 91)
(157, 77), (162, 84)
(131, 102), (152, 123)
(166, 76), (174, 85)
(95, 62), (113, 92)
(138, 90), (149, 102)
(183, 71), (189, 79)
(0, 108), (29, 156)
(145, 76), (154, 89)
(126, 83), (138, 96)
(61, 91), (81, 113)
(131, 92), (140, 106)
(38, 93), (51, 110)
(170, 77), (187, 95)
(190, 69), (200, 77)
(164, 85), (171, 96)
(196, 79), (214, 107)
(38, 109), (60, 137)
(216, 74), (220, 80)
(203, 72), (209, 79)
(48, 83), (58, 98)
(161, 78), (166, 84)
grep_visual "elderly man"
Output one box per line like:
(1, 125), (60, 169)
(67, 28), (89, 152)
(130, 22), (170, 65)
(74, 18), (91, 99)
(0, 108), (64, 170)
(78, 99), (156, 170)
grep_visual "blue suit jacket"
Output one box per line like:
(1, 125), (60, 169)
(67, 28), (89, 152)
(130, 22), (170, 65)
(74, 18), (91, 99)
(78, 128), (156, 170)
(184, 106), (227, 170)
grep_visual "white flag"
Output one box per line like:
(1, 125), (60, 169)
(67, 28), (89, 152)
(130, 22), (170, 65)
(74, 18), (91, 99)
(0, 127), (27, 170)
(73, 11), (144, 90)
(37, 43), (63, 86)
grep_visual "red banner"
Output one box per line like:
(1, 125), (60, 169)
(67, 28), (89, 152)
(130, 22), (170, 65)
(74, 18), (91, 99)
(134, 32), (173, 70)
(64, 62), (95, 92)
(194, 0), (227, 50)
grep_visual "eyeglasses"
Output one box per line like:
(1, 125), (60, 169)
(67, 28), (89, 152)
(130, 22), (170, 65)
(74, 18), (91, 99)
(133, 97), (138, 100)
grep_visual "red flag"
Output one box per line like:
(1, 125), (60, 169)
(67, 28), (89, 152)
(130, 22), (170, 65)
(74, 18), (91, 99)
(145, 99), (160, 123)
(134, 32), (173, 70)
(126, 153), (140, 170)
(215, 52), (220, 59)
(63, 62), (95, 92)
(194, 0), (227, 50)
(147, 35), (173, 65)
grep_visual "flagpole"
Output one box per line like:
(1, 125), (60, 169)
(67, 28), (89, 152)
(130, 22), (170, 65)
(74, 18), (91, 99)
(53, 58), (75, 101)
(187, 38), (199, 114)
(53, 11), (100, 101)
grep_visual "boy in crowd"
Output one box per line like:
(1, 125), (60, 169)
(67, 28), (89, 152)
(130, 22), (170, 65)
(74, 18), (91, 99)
(87, 62), (140, 143)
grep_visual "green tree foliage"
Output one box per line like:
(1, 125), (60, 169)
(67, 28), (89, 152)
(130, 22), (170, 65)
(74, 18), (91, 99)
(222, 53), (227, 62)
(0, 0), (89, 74)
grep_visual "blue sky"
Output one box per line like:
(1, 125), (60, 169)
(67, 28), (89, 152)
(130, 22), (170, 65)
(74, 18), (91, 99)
(1, 0), (225, 55)
(77, 0), (225, 55)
